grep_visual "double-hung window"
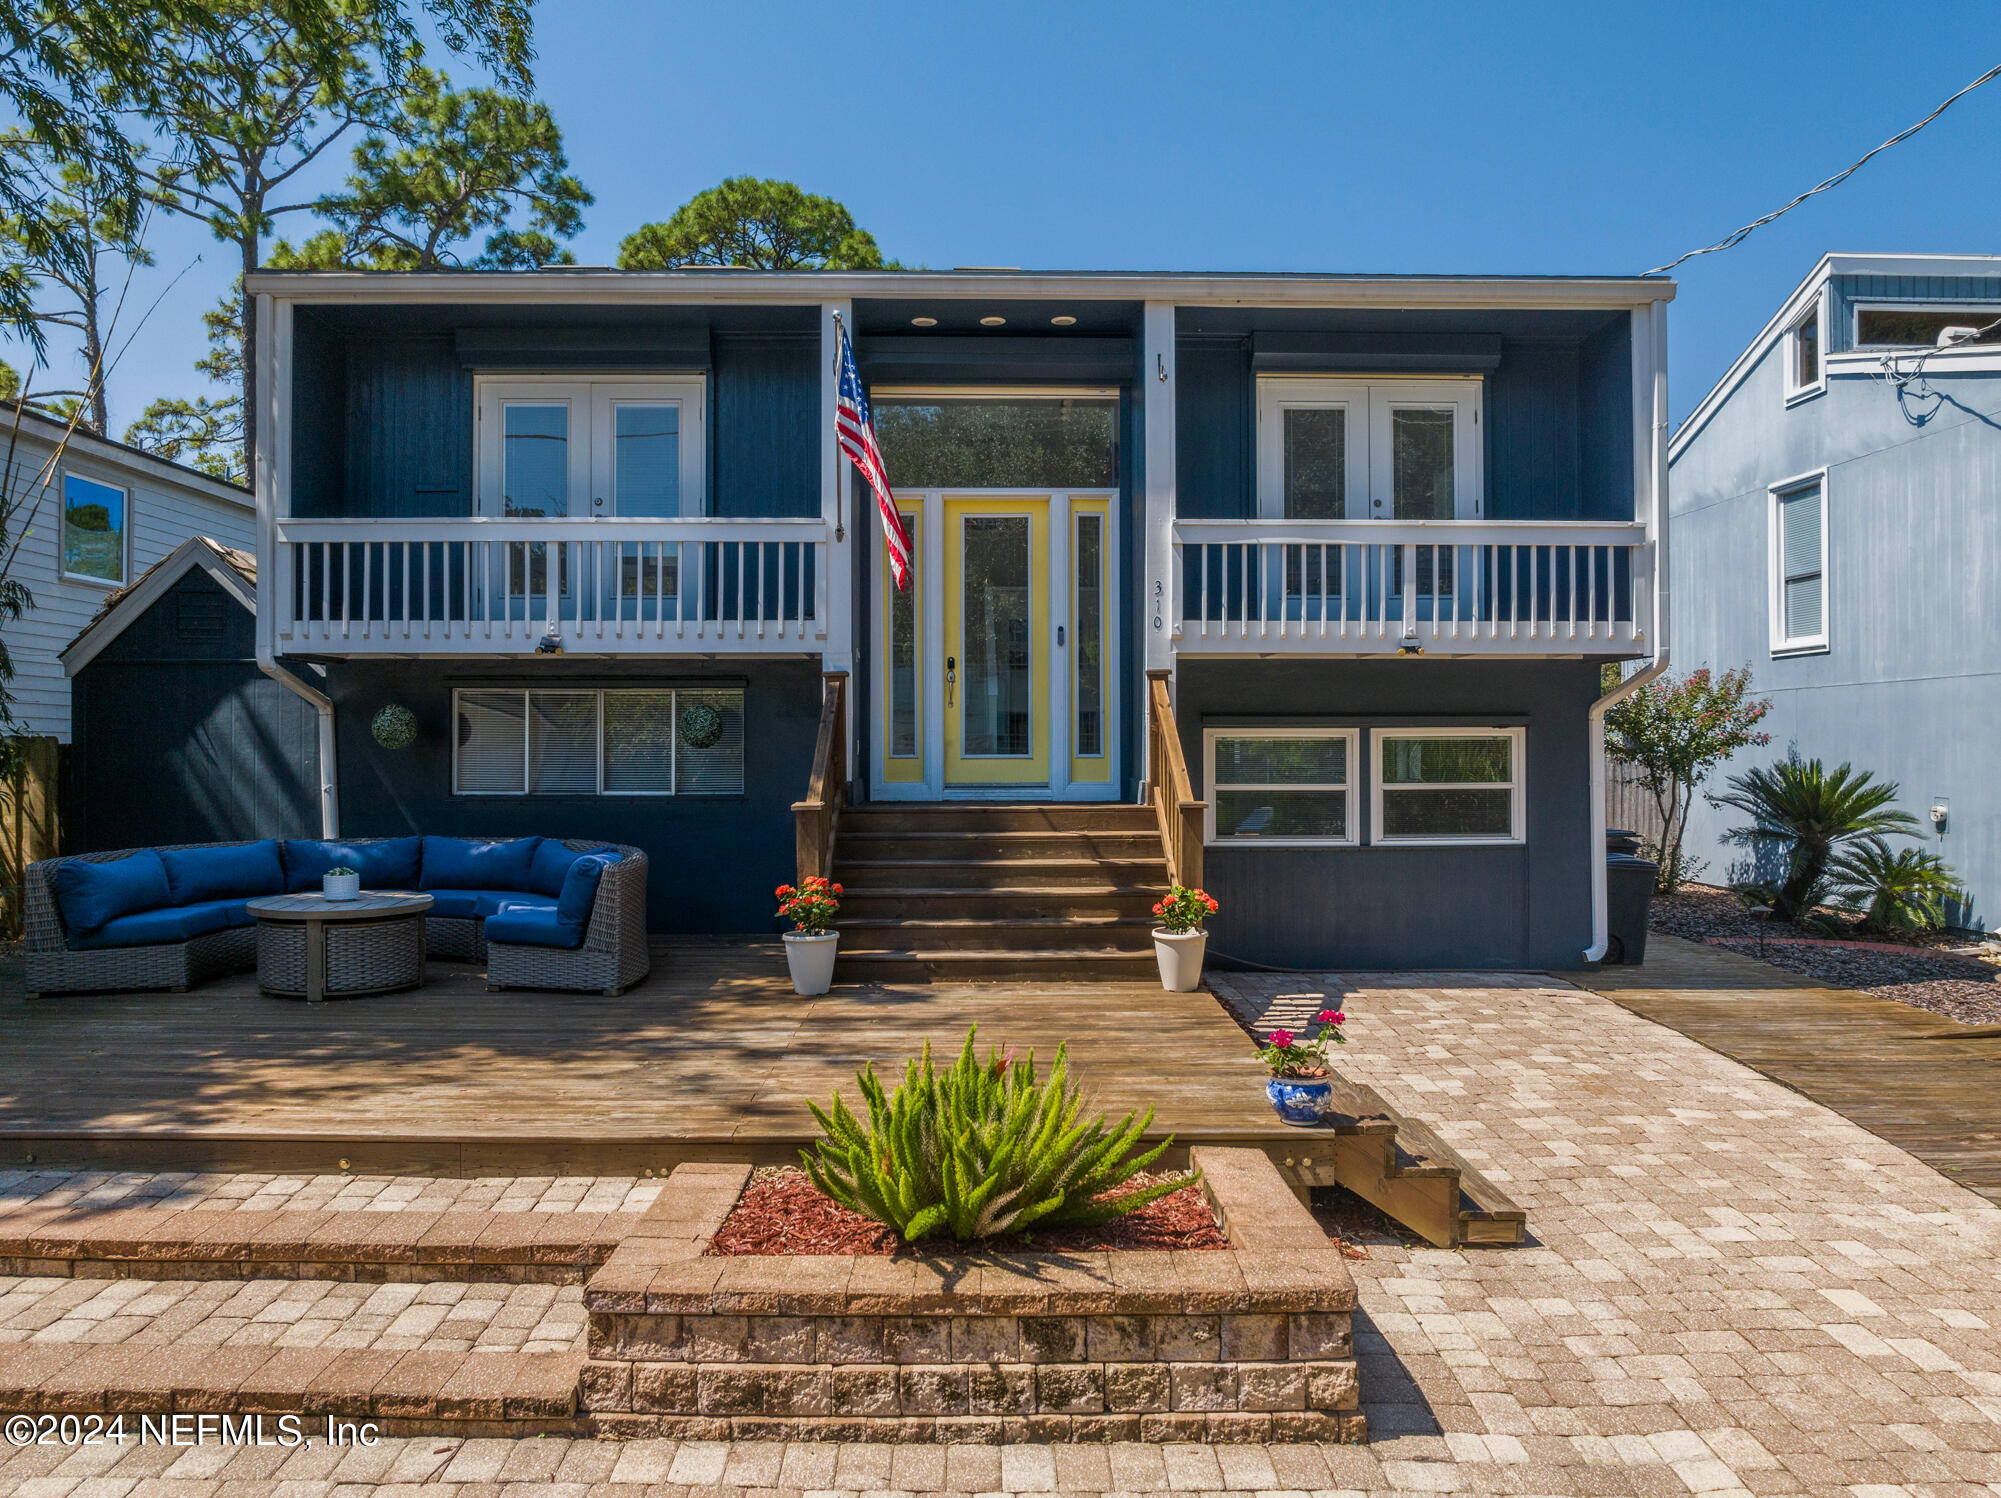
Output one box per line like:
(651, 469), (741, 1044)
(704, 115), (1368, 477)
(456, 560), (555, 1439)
(1373, 728), (1524, 844)
(475, 376), (705, 518)
(61, 471), (128, 585)
(1204, 728), (1357, 844)
(1769, 473), (1828, 654)
(1256, 377), (1483, 520)
(453, 686), (744, 796)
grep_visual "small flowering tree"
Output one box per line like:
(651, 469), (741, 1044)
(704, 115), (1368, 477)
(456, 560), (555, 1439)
(775, 875), (841, 935)
(1153, 885), (1218, 933)
(1605, 665), (1771, 892)
(1257, 1009), (1348, 1078)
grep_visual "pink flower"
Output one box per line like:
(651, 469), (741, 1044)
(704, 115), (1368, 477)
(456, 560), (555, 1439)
(1317, 1009), (1346, 1025)
(1267, 1029), (1295, 1049)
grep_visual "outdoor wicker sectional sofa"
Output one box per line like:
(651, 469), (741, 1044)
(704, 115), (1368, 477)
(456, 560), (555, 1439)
(24, 835), (650, 999)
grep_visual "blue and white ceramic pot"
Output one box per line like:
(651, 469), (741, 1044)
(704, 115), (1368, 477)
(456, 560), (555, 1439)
(1265, 1075), (1333, 1127)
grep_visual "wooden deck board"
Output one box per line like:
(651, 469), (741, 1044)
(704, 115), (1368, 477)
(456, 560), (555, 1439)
(1561, 934), (2001, 1206)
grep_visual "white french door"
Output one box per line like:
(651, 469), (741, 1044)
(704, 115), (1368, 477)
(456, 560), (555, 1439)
(475, 376), (706, 517)
(1257, 376), (1483, 520)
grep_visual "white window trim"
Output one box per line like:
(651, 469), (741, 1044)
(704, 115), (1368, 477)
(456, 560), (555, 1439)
(1371, 726), (1526, 846)
(57, 466), (131, 588)
(1203, 726), (1359, 846)
(1851, 299), (2001, 349)
(1783, 294), (1826, 405)
(1768, 468), (1829, 657)
(451, 686), (739, 796)
(474, 374), (707, 518)
(1255, 375), (1483, 520)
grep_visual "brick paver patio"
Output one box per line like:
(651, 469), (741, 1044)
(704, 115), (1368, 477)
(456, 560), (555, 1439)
(4, 972), (1999, 1494)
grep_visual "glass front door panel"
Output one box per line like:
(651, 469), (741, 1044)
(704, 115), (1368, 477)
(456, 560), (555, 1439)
(889, 514), (920, 761)
(1074, 513), (1103, 758)
(961, 515), (1032, 756)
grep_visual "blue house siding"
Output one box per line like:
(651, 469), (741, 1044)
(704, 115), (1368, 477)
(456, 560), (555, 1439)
(1670, 292), (2001, 930)
(1173, 658), (1601, 968)
(321, 657), (822, 933)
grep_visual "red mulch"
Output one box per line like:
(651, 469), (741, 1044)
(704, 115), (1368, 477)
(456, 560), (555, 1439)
(707, 1166), (1229, 1256)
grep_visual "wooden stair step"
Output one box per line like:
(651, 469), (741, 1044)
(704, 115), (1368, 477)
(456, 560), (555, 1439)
(839, 916), (1156, 954)
(840, 803), (1158, 833)
(833, 857), (1168, 890)
(838, 886), (1163, 920)
(833, 948), (1160, 983)
(839, 829), (1169, 860)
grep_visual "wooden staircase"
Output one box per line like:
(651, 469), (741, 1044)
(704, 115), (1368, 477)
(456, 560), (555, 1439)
(831, 803), (1167, 982)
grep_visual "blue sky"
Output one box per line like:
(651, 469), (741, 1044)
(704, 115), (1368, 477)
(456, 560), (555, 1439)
(29, 1), (2001, 437)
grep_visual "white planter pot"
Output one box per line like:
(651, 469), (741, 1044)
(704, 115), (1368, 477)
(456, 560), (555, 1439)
(784, 931), (840, 995)
(1152, 928), (1208, 992)
(322, 872), (361, 901)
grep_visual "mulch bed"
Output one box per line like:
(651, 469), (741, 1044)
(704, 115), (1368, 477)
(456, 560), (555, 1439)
(707, 1166), (1230, 1256)
(1652, 884), (2001, 1026)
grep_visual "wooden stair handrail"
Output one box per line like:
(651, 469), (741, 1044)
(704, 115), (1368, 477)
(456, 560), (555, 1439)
(1146, 669), (1206, 890)
(791, 671), (848, 885)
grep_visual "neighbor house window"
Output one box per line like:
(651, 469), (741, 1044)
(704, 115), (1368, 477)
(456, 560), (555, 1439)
(1770, 473), (1827, 654)
(453, 687), (744, 795)
(1784, 297), (1823, 401)
(1204, 728), (1357, 845)
(1256, 377), (1482, 519)
(1855, 305), (2001, 349)
(61, 472), (127, 584)
(474, 377), (706, 518)
(1372, 728), (1524, 844)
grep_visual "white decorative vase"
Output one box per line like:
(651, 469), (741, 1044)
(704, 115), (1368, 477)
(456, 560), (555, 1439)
(322, 871), (360, 901)
(1152, 928), (1208, 992)
(784, 931), (840, 995)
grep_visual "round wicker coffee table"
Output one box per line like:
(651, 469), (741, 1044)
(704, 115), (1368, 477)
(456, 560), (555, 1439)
(247, 891), (434, 1003)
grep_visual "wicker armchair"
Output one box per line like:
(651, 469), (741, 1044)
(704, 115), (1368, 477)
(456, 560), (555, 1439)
(25, 836), (651, 999)
(23, 843), (259, 999)
(485, 840), (651, 996)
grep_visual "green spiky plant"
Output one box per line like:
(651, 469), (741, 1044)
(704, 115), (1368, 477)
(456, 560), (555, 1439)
(802, 1028), (1190, 1244)
(1711, 756), (1921, 922)
(1829, 841), (1962, 936)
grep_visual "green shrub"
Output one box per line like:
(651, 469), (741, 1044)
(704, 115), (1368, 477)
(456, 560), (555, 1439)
(802, 1027), (1188, 1243)
(1830, 841), (1962, 935)
(1711, 756), (1920, 922)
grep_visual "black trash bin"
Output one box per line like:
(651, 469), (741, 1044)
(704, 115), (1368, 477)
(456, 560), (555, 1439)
(1606, 827), (1643, 857)
(1605, 852), (1657, 965)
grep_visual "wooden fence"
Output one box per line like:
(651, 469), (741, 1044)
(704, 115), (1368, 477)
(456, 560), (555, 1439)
(1605, 755), (1665, 852)
(2, 735), (64, 937)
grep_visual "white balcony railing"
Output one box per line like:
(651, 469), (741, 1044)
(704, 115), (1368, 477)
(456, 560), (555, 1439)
(272, 517), (829, 654)
(1172, 519), (1652, 655)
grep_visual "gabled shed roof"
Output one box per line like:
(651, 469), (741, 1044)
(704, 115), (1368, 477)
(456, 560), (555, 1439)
(61, 535), (257, 676)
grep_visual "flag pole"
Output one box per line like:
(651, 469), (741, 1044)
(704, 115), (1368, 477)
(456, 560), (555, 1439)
(830, 311), (847, 542)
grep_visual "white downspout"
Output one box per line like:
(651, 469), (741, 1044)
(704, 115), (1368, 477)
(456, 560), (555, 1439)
(251, 289), (339, 837)
(1585, 296), (1672, 964)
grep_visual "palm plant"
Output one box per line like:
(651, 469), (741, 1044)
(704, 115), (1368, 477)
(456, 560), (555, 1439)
(1711, 756), (1920, 922)
(803, 1027), (1187, 1244)
(1829, 842), (1961, 935)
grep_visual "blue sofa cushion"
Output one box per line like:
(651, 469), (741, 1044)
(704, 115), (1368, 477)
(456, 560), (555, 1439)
(159, 840), (284, 906)
(556, 851), (621, 929)
(526, 838), (614, 898)
(71, 897), (240, 951)
(420, 837), (541, 892)
(282, 837), (422, 893)
(420, 888), (519, 922)
(484, 898), (582, 950)
(51, 851), (170, 937)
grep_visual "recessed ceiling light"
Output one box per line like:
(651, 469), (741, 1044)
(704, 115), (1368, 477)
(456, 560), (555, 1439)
(910, 316), (937, 327)
(1050, 315), (1077, 327)
(980, 316), (1006, 327)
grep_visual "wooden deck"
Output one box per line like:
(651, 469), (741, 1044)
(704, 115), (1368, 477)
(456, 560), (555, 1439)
(0, 938), (1285, 1175)
(1563, 934), (2001, 1206)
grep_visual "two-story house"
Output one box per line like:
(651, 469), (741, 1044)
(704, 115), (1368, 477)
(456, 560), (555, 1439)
(1669, 253), (1997, 932)
(245, 267), (1672, 974)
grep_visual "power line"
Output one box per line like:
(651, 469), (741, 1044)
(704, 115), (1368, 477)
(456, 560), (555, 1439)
(1646, 63), (2001, 277)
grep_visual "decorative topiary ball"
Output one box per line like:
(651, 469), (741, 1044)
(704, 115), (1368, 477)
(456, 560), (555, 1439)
(371, 703), (418, 750)
(679, 701), (724, 750)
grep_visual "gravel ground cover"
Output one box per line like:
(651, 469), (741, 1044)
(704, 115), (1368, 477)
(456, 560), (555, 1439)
(1652, 884), (2001, 1024)
(706, 1165), (1229, 1255)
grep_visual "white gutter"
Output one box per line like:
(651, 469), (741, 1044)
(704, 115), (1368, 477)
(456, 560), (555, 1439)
(251, 290), (339, 837)
(1585, 296), (1672, 964)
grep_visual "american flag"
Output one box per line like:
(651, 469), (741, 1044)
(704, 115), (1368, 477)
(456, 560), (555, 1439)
(835, 319), (912, 590)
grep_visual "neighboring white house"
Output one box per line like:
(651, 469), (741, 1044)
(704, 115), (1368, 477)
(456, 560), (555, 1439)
(3, 406), (254, 741)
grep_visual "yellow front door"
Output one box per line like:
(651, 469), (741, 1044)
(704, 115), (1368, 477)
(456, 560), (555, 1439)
(943, 496), (1049, 786)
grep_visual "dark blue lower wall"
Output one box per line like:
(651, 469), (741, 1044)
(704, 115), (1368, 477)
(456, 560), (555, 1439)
(321, 657), (822, 932)
(1174, 658), (1601, 969)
